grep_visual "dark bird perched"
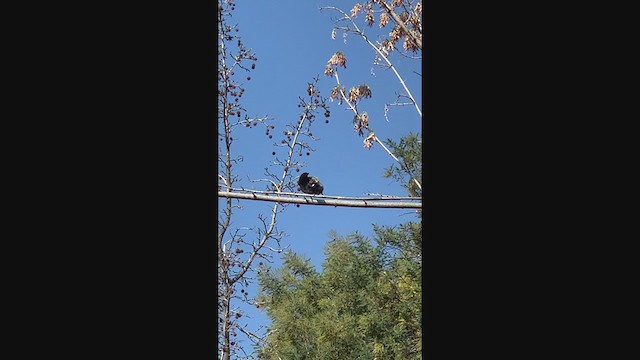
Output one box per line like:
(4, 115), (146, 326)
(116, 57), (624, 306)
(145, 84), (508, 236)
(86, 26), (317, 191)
(298, 172), (324, 195)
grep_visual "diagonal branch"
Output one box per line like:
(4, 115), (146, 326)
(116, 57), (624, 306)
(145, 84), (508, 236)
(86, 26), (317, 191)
(378, 0), (422, 50)
(323, 6), (422, 118)
(332, 68), (422, 191)
(373, 136), (422, 191)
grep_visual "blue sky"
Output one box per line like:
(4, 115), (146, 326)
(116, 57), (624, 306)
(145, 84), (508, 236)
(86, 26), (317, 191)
(220, 0), (421, 354)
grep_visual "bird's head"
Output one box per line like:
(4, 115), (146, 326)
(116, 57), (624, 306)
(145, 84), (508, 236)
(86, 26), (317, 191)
(298, 172), (310, 188)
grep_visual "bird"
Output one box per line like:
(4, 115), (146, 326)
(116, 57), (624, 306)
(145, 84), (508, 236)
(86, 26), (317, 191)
(298, 172), (324, 195)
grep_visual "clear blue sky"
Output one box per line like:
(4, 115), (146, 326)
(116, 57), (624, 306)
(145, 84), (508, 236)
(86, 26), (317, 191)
(220, 0), (422, 353)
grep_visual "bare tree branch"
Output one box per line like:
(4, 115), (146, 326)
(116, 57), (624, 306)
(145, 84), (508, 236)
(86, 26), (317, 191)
(219, 191), (422, 209)
(222, 187), (418, 200)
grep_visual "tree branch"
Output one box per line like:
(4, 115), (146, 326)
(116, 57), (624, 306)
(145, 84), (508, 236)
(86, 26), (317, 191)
(373, 136), (422, 191)
(378, 0), (422, 50)
(323, 6), (422, 118)
(218, 191), (422, 209)
(332, 69), (422, 191)
(223, 187), (418, 200)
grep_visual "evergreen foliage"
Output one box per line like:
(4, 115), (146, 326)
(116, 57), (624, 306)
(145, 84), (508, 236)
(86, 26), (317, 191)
(257, 227), (422, 359)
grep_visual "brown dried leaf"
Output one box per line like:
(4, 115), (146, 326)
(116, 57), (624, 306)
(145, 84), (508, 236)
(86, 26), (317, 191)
(324, 64), (334, 76)
(363, 132), (376, 149)
(348, 87), (359, 102)
(403, 37), (419, 53)
(328, 51), (347, 68)
(351, 3), (362, 17)
(366, 10), (375, 27)
(361, 112), (369, 127)
(358, 84), (372, 99)
(379, 12), (389, 28)
(390, 26), (403, 42)
(330, 85), (342, 100)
